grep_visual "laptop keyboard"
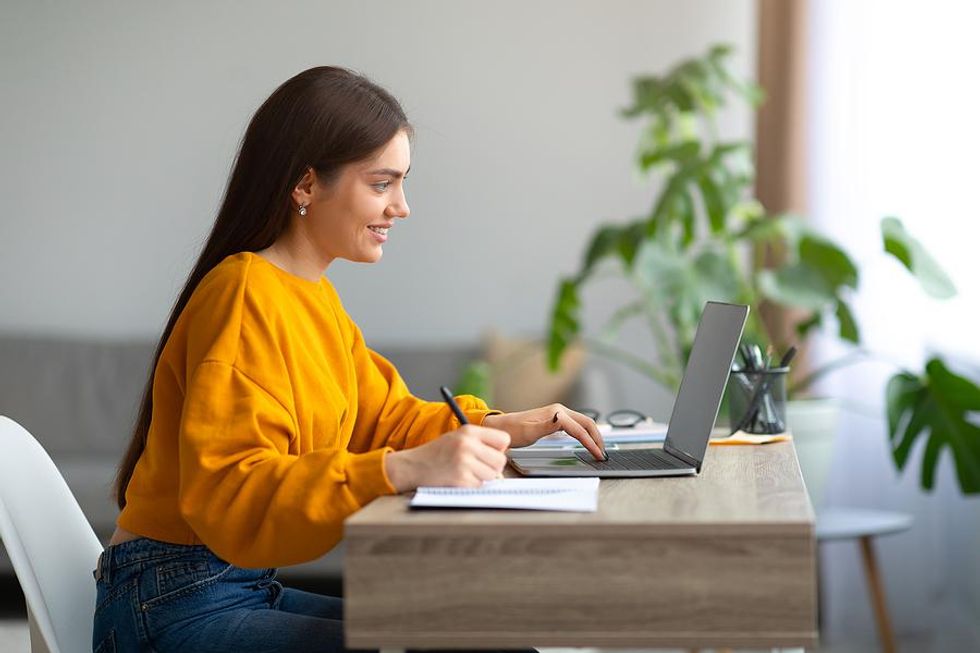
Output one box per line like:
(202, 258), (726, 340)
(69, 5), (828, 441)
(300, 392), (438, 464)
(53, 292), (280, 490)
(575, 448), (687, 471)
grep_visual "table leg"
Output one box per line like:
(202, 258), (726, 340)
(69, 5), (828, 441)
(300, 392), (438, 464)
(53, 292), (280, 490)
(858, 535), (897, 653)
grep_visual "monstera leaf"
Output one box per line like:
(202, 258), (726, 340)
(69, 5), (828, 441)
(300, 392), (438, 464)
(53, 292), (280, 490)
(882, 217), (956, 299)
(887, 358), (980, 494)
(632, 241), (740, 356)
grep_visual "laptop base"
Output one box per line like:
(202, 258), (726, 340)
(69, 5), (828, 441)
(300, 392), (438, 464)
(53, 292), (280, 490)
(507, 447), (697, 478)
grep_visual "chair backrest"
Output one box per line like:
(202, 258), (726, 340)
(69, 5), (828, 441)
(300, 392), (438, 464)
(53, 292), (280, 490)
(0, 416), (104, 653)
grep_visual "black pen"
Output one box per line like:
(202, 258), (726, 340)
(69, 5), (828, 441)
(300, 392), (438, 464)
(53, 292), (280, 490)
(440, 385), (469, 425)
(443, 385), (512, 479)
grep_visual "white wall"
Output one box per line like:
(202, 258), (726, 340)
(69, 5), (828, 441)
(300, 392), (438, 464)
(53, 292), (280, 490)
(0, 0), (755, 417)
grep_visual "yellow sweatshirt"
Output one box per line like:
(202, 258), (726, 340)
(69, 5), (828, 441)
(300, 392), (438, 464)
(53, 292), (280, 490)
(118, 252), (496, 568)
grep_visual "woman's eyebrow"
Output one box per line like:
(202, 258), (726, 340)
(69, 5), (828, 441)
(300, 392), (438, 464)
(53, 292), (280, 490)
(365, 166), (410, 178)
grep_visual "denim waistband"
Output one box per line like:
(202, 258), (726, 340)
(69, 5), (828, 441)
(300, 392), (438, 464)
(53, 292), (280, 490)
(96, 537), (217, 585)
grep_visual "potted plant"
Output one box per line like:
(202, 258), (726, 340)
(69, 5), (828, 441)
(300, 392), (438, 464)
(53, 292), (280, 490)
(545, 44), (980, 496)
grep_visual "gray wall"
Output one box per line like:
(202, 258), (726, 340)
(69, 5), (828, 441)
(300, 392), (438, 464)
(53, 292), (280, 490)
(0, 0), (756, 418)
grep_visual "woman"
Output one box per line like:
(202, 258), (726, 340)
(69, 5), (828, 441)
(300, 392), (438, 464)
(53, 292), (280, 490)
(92, 66), (606, 653)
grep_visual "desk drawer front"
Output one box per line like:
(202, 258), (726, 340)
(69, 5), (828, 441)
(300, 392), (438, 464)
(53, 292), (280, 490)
(345, 532), (816, 649)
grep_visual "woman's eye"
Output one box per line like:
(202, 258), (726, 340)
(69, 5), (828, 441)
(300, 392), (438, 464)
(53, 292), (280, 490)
(372, 181), (390, 192)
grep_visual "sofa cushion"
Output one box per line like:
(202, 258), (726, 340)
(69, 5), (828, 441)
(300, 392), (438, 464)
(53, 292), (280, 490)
(0, 334), (153, 457)
(54, 458), (122, 536)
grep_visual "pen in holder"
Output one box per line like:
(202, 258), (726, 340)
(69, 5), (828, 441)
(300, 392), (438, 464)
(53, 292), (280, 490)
(728, 366), (789, 434)
(727, 344), (796, 435)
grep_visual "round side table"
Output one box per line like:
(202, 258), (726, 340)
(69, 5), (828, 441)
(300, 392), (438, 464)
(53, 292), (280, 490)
(816, 507), (913, 653)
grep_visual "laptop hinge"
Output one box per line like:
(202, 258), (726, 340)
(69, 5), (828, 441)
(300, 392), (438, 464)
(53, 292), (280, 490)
(663, 444), (700, 470)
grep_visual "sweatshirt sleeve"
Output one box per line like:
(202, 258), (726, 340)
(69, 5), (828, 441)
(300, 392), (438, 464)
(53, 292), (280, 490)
(346, 323), (500, 454)
(177, 359), (395, 568)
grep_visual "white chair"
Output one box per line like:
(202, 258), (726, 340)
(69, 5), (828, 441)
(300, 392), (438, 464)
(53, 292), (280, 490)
(0, 415), (104, 653)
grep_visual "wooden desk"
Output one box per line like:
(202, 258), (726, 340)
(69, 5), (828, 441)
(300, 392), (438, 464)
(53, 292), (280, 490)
(344, 442), (817, 650)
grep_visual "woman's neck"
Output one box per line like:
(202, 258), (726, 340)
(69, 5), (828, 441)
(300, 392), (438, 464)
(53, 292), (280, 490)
(256, 227), (332, 282)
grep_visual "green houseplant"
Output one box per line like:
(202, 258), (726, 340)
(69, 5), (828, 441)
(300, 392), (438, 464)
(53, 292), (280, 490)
(545, 45), (980, 495)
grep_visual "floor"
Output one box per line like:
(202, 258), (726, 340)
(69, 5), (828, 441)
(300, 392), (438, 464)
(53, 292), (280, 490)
(0, 618), (28, 652)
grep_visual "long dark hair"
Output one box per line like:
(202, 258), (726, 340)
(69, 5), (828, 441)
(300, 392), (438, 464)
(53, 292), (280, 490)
(114, 67), (411, 509)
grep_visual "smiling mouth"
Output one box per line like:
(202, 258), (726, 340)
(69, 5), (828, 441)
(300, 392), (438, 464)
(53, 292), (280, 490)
(368, 226), (389, 235)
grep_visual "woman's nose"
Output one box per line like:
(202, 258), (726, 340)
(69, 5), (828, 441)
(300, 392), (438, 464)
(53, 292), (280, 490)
(387, 193), (410, 220)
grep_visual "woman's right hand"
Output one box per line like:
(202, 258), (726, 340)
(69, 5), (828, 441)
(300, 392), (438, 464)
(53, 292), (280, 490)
(383, 425), (511, 492)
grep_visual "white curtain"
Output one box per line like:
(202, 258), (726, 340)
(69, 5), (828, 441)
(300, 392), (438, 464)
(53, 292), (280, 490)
(808, 0), (980, 649)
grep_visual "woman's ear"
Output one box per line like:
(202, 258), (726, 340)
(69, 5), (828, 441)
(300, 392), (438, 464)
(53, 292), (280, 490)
(290, 167), (317, 210)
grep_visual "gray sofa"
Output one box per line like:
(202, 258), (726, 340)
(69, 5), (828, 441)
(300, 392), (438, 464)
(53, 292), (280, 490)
(0, 332), (481, 581)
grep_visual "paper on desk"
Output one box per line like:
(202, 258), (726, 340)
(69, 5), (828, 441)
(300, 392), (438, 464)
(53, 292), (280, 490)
(410, 477), (599, 512)
(709, 432), (792, 445)
(528, 419), (667, 448)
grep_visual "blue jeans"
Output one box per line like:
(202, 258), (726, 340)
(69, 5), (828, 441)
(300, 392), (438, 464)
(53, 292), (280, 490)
(92, 537), (352, 652)
(92, 537), (537, 653)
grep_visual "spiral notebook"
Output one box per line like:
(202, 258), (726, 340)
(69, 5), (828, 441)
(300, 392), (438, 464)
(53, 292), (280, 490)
(409, 477), (599, 512)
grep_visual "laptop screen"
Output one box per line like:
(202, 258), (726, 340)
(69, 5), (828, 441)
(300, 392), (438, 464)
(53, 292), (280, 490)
(663, 301), (748, 466)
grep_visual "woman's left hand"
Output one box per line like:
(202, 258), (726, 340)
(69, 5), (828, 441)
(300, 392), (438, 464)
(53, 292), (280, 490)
(482, 404), (607, 461)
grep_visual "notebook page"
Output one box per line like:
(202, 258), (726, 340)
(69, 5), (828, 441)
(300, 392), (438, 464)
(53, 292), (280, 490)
(409, 477), (599, 512)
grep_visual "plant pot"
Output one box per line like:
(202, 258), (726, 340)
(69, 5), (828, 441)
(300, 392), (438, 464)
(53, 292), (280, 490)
(785, 397), (841, 509)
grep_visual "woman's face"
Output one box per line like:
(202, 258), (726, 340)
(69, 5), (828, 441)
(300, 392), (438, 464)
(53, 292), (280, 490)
(305, 130), (411, 266)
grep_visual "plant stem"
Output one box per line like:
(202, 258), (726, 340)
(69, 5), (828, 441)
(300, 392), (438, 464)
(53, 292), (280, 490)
(726, 239), (773, 345)
(749, 304), (776, 348)
(629, 271), (684, 381)
(642, 299), (683, 380)
(581, 336), (680, 391)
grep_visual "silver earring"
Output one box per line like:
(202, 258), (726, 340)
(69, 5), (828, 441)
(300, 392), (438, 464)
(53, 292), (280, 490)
(298, 204), (308, 216)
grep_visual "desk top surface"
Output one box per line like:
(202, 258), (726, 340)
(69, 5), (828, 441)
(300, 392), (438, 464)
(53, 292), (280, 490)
(346, 441), (814, 537)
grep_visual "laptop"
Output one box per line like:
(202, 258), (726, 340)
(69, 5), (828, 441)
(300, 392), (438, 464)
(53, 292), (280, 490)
(507, 301), (749, 477)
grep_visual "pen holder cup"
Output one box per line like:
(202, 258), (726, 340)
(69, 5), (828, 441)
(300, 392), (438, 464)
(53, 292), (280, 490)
(727, 367), (789, 435)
